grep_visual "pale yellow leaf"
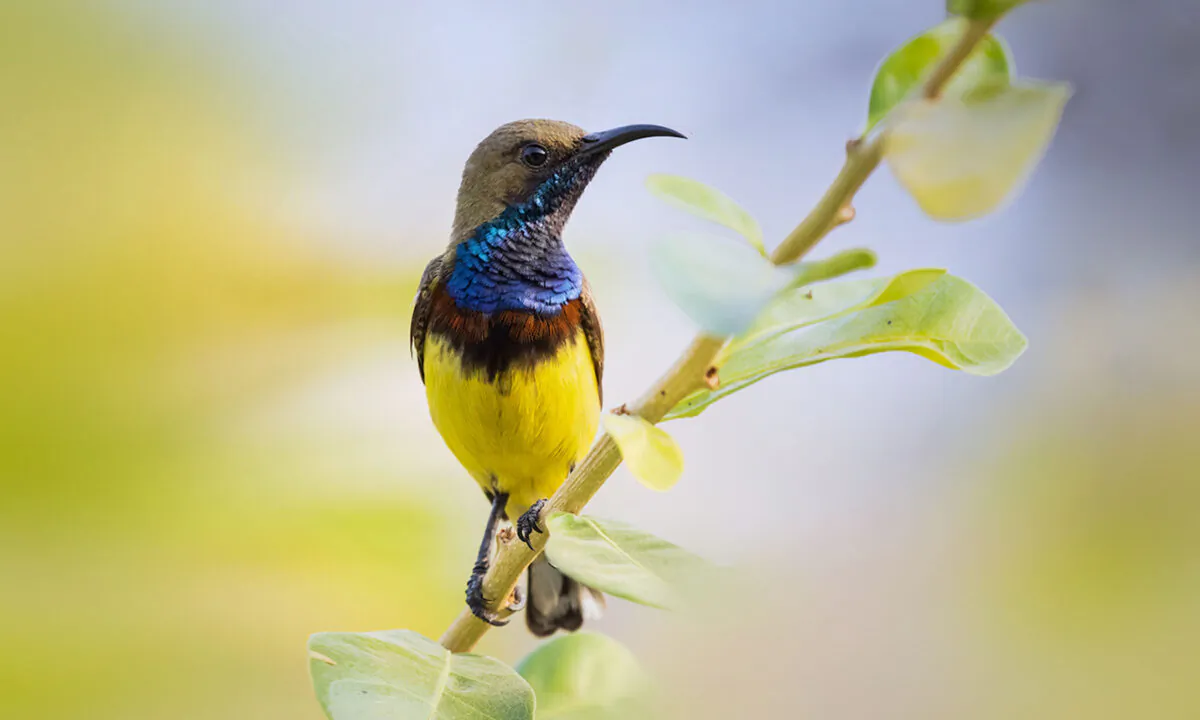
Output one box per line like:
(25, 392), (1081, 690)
(886, 81), (1071, 221)
(602, 414), (684, 492)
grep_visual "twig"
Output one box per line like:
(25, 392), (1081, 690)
(437, 17), (997, 653)
(923, 17), (997, 100)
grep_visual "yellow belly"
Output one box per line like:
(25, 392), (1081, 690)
(424, 331), (600, 516)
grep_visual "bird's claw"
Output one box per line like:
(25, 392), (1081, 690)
(465, 563), (508, 627)
(516, 498), (548, 551)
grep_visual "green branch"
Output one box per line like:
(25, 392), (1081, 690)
(438, 16), (998, 653)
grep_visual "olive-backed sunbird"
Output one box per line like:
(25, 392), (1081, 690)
(410, 119), (683, 634)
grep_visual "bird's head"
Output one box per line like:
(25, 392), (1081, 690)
(451, 119), (684, 243)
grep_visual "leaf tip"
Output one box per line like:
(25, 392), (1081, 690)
(643, 172), (670, 190)
(308, 650), (337, 666)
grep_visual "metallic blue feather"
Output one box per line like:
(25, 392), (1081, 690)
(447, 167), (588, 315)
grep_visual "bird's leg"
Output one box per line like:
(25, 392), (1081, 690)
(516, 498), (548, 551)
(466, 491), (509, 627)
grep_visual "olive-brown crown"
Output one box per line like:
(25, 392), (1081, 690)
(451, 119), (588, 243)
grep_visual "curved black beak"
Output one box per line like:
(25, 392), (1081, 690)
(577, 124), (686, 158)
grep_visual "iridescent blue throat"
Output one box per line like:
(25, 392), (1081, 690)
(446, 168), (588, 315)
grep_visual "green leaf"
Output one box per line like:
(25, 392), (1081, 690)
(947, 0), (1030, 20)
(602, 413), (684, 492)
(645, 174), (765, 256)
(867, 18), (1013, 130)
(649, 233), (793, 336)
(544, 513), (716, 611)
(668, 272), (1026, 419)
(730, 268), (946, 358)
(516, 633), (654, 719)
(648, 239), (877, 338)
(885, 80), (1071, 220)
(308, 630), (535, 720)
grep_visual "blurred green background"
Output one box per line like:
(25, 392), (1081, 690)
(2, 1), (1197, 718)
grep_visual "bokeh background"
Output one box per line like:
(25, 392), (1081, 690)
(3, 1), (1198, 718)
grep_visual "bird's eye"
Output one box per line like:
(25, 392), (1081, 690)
(520, 144), (549, 168)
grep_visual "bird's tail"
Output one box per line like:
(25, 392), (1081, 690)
(525, 554), (605, 636)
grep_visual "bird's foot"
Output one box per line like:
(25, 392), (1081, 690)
(516, 499), (548, 551)
(465, 560), (507, 627)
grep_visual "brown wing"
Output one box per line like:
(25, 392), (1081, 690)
(579, 278), (605, 406)
(410, 255), (445, 383)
